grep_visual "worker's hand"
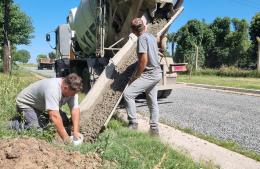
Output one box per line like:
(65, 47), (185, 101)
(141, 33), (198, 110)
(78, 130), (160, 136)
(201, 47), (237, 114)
(73, 132), (83, 140)
(69, 132), (84, 146)
(63, 136), (73, 145)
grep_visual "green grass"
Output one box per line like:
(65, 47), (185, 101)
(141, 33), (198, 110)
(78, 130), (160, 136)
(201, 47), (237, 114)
(0, 70), (38, 121)
(17, 63), (37, 68)
(177, 75), (260, 90)
(0, 69), (208, 169)
(64, 119), (207, 169)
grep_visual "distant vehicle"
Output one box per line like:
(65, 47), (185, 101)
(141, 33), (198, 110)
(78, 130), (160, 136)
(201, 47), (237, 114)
(38, 58), (55, 70)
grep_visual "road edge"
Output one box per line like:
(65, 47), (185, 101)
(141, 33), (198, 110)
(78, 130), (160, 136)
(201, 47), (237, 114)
(116, 110), (260, 169)
(178, 82), (260, 97)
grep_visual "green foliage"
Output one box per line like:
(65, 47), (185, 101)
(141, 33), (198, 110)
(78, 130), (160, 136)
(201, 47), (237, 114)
(48, 51), (58, 60)
(12, 49), (31, 63)
(175, 19), (210, 68)
(173, 17), (252, 69)
(65, 119), (205, 169)
(36, 54), (47, 63)
(182, 66), (260, 78)
(227, 19), (250, 67)
(0, 3), (34, 45)
(249, 12), (260, 66)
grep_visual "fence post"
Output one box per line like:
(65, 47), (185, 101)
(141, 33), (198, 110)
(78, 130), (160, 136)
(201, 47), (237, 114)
(194, 44), (198, 71)
(257, 37), (260, 72)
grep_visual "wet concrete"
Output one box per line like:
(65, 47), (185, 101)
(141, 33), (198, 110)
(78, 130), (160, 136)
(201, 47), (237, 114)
(80, 19), (167, 142)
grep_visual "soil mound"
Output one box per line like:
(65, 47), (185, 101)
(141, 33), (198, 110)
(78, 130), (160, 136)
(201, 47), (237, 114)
(0, 137), (102, 169)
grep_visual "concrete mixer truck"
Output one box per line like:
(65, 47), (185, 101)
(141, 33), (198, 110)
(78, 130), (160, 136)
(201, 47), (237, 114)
(46, 0), (185, 97)
(46, 0), (186, 141)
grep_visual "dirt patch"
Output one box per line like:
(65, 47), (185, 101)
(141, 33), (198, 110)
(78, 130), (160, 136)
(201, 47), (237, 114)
(0, 137), (102, 169)
(80, 19), (168, 142)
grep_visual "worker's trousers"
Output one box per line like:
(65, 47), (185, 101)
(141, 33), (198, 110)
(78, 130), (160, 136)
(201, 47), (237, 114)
(10, 106), (71, 133)
(123, 70), (161, 129)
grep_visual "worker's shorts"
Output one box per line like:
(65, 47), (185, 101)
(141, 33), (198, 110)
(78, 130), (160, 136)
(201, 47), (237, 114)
(9, 106), (71, 133)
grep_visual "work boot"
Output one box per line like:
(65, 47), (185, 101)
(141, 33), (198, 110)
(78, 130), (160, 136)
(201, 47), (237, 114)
(128, 122), (138, 130)
(149, 127), (159, 137)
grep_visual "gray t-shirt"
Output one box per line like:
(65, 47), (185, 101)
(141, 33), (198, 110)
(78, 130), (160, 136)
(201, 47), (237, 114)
(138, 32), (161, 72)
(16, 78), (78, 112)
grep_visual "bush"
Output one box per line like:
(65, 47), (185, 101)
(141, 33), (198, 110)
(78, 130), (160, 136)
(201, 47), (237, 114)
(217, 66), (260, 77)
(182, 66), (260, 78)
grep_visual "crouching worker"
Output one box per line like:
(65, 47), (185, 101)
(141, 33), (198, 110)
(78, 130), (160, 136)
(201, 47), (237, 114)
(10, 73), (83, 144)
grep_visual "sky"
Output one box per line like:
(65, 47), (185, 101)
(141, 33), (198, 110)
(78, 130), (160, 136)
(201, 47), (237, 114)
(14, 0), (260, 63)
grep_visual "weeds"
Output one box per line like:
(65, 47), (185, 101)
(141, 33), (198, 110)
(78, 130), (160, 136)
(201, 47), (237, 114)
(182, 66), (260, 78)
(65, 119), (206, 169)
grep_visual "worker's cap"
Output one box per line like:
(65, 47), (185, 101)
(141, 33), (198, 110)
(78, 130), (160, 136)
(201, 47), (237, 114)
(131, 18), (145, 33)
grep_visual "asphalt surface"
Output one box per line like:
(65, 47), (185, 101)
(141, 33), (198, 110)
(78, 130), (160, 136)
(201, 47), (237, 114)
(135, 84), (260, 154)
(24, 66), (56, 78)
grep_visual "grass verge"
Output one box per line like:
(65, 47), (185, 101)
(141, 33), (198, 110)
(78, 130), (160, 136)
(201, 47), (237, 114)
(160, 120), (260, 162)
(64, 119), (208, 169)
(177, 75), (260, 90)
(0, 69), (38, 121)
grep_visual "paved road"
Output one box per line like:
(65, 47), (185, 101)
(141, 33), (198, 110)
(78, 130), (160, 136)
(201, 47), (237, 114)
(24, 66), (56, 78)
(135, 84), (260, 154)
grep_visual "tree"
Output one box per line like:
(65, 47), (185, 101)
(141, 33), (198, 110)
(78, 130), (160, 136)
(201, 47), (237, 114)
(249, 12), (260, 67)
(174, 19), (210, 68)
(228, 18), (250, 67)
(2, 0), (12, 74)
(207, 17), (231, 67)
(13, 49), (30, 63)
(48, 51), (57, 59)
(0, 1), (34, 73)
(37, 54), (47, 63)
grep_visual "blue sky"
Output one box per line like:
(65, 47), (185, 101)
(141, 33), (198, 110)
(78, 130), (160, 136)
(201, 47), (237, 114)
(14, 0), (260, 63)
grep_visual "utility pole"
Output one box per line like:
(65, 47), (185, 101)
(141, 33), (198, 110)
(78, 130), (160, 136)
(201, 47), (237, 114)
(257, 37), (260, 72)
(3, 0), (11, 74)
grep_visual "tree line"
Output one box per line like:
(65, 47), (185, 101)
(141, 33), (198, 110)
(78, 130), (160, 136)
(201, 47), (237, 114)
(168, 13), (260, 69)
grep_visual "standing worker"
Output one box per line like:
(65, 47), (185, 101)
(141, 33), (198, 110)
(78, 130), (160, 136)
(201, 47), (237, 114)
(123, 18), (162, 136)
(10, 73), (83, 144)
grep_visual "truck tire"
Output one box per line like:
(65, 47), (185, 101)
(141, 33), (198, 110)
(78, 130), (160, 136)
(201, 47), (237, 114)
(157, 89), (172, 98)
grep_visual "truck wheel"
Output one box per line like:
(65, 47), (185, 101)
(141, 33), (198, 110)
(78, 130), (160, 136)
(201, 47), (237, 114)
(157, 89), (172, 98)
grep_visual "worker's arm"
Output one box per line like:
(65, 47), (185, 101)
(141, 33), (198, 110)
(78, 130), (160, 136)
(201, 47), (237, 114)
(70, 107), (81, 138)
(48, 110), (69, 141)
(131, 53), (148, 82)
